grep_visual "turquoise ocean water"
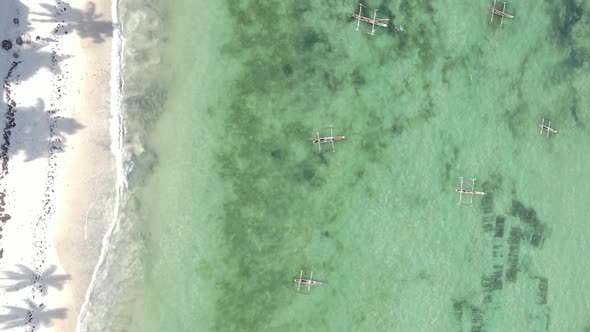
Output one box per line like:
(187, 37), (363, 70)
(83, 0), (590, 331)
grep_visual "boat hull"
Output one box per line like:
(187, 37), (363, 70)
(352, 14), (388, 28)
(490, 8), (513, 19)
(313, 136), (346, 145)
(294, 279), (322, 286)
(456, 189), (486, 196)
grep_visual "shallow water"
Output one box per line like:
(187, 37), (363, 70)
(90, 0), (590, 331)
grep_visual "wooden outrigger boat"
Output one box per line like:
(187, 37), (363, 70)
(353, 3), (389, 35)
(311, 126), (346, 153)
(313, 135), (346, 145)
(538, 118), (557, 138)
(295, 270), (322, 294)
(489, 0), (513, 27)
(456, 177), (486, 206)
(456, 187), (487, 196)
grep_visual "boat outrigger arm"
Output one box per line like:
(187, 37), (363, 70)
(456, 177), (486, 206)
(312, 127), (346, 153)
(489, 0), (513, 27)
(353, 3), (389, 35)
(295, 270), (322, 294)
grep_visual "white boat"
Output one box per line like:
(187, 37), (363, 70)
(456, 177), (487, 206)
(310, 126), (346, 152)
(538, 118), (557, 138)
(313, 136), (346, 145)
(294, 278), (322, 287)
(489, 0), (514, 27)
(352, 13), (388, 28)
(295, 270), (322, 293)
(353, 3), (390, 35)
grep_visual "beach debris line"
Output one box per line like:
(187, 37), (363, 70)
(353, 3), (389, 35)
(310, 126), (346, 153)
(538, 118), (557, 138)
(456, 177), (487, 206)
(295, 270), (322, 294)
(489, 0), (514, 27)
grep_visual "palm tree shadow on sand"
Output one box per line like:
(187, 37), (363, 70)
(0, 299), (66, 330)
(8, 98), (84, 162)
(0, 264), (71, 295)
(1, 0), (73, 82)
(30, 1), (113, 43)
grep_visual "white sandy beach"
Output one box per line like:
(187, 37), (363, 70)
(0, 0), (115, 331)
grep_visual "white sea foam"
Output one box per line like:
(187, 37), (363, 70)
(76, 0), (165, 329)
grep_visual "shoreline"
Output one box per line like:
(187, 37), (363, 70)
(52, 0), (117, 330)
(0, 0), (115, 331)
(76, 0), (124, 328)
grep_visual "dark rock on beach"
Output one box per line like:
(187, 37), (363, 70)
(16, 37), (23, 46)
(2, 40), (12, 51)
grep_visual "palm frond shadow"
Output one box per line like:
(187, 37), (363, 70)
(0, 264), (71, 295)
(30, 2), (113, 43)
(0, 299), (66, 329)
(9, 98), (84, 162)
